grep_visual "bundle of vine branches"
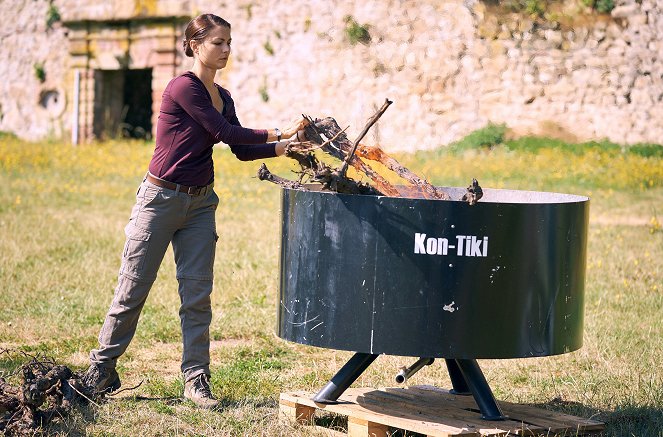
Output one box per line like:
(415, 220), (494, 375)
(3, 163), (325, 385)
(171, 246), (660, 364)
(0, 349), (99, 436)
(257, 98), (483, 205)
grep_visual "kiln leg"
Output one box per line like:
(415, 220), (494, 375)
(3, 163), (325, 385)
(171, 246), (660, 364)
(312, 352), (378, 404)
(445, 359), (471, 395)
(455, 359), (506, 421)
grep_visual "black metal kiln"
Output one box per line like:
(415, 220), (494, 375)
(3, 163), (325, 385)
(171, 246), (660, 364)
(277, 185), (589, 420)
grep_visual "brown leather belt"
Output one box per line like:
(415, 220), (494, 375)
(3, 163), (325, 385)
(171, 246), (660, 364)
(146, 173), (212, 196)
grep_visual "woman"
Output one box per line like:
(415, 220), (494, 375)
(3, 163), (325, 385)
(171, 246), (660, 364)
(83, 13), (306, 410)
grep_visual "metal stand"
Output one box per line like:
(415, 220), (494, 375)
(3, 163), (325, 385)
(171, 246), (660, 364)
(445, 359), (471, 395)
(455, 359), (506, 421)
(313, 353), (506, 421)
(312, 352), (378, 404)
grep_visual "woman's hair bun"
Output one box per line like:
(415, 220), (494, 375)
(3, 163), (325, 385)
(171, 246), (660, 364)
(183, 39), (193, 57)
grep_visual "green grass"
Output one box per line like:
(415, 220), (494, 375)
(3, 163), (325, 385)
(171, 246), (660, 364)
(0, 136), (661, 436)
(449, 123), (663, 159)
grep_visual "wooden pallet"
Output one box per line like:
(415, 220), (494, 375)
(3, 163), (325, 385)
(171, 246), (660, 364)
(279, 386), (605, 436)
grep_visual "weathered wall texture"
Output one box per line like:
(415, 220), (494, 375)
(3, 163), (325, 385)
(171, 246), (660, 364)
(0, 0), (70, 139)
(1, 0), (662, 150)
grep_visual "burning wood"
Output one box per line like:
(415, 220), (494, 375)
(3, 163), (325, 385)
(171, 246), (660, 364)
(258, 99), (482, 204)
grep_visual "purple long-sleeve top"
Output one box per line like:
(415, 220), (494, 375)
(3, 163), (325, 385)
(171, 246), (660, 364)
(149, 71), (274, 186)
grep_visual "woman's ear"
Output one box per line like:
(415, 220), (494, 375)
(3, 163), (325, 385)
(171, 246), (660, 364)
(189, 39), (199, 55)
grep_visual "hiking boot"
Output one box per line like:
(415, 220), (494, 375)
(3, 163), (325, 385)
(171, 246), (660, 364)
(82, 364), (121, 394)
(184, 374), (219, 410)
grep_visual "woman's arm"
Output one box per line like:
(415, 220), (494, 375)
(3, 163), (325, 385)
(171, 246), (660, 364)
(223, 91), (303, 160)
(229, 141), (291, 161)
(170, 75), (269, 145)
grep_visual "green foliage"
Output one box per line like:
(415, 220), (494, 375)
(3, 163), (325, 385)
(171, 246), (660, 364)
(449, 122), (507, 152)
(144, 377), (184, 399)
(491, 0), (614, 18)
(501, 0), (547, 16)
(628, 143), (663, 158)
(33, 62), (46, 83)
(343, 15), (371, 45)
(505, 137), (663, 158)
(449, 124), (662, 159)
(243, 3), (253, 20)
(213, 346), (291, 400)
(595, 0), (615, 13)
(46, 3), (61, 28)
(581, 0), (615, 13)
(150, 401), (176, 416)
(524, 0), (546, 16)
(0, 131), (17, 140)
(263, 39), (274, 55)
(259, 84), (269, 102)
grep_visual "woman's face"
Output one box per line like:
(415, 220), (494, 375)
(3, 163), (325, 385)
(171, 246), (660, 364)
(194, 25), (232, 70)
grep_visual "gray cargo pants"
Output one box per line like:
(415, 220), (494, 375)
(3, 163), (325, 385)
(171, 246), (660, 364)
(90, 175), (219, 382)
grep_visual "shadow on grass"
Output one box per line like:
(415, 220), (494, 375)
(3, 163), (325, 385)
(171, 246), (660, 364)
(532, 397), (663, 436)
(115, 393), (277, 410)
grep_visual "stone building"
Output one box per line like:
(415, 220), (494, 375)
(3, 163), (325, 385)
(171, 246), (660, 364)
(0, 0), (661, 150)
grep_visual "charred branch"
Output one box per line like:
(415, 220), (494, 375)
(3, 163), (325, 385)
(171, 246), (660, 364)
(461, 178), (484, 205)
(257, 99), (482, 204)
(257, 164), (308, 191)
(0, 349), (118, 436)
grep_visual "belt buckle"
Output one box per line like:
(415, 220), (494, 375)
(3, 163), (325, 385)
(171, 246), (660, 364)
(187, 186), (199, 196)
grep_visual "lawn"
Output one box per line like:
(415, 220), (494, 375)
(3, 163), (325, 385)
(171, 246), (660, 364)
(0, 135), (661, 436)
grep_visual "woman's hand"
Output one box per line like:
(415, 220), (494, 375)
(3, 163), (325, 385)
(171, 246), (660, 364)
(268, 117), (308, 142)
(281, 117), (308, 139)
(294, 129), (307, 142)
(275, 141), (287, 156)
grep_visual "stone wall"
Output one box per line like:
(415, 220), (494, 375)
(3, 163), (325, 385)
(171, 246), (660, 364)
(0, 0), (70, 140)
(1, 0), (661, 150)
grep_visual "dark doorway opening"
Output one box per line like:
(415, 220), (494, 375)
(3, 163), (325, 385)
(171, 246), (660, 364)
(93, 68), (153, 140)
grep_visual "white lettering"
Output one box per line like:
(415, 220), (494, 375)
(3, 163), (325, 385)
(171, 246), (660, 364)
(437, 238), (448, 255)
(413, 233), (488, 257)
(414, 233), (426, 254)
(456, 235), (466, 256)
(426, 238), (437, 255)
(470, 236), (482, 257)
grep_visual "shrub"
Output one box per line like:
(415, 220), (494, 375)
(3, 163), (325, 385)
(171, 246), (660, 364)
(501, 0), (547, 16)
(33, 63), (46, 83)
(524, 0), (546, 16)
(0, 131), (18, 140)
(344, 15), (371, 45)
(263, 40), (274, 55)
(450, 123), (507, 152)
(595, 0), (615, 13)
(46, 3), (61, 28)
(505, 136), (569, 153)
(581, 0), (615, 13)
(627, 143), (663, 158)
(259, 84), (269, 102)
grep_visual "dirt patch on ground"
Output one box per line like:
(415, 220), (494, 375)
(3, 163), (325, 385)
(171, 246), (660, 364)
(210, 338), (251, 350)
(105, 338), (253, 381)
(591, 216), (650, 226)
